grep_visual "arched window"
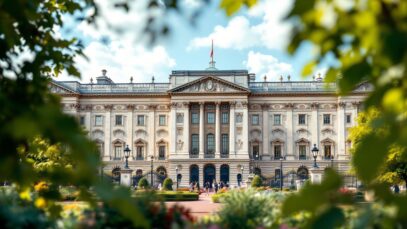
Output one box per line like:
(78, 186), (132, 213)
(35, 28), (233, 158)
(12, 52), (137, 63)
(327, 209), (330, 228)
(321, 138), (335, 160)
(190, 165), (199, 183)
(112, 140), (124, 160)
(135, 139), (146, 160)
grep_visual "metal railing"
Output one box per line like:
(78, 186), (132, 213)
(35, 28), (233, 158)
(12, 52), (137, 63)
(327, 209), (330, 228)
(249, 81), (337, 93)
(220, 153), (229, 158)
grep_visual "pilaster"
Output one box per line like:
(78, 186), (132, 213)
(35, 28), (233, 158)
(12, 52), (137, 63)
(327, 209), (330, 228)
(262, 104), (270, 159)
(183, 102), (190, 157)
(215, 102), (221, 158)
(229, 102), (236, 157)
(126, 104), (134, 160)
(241, 102), (249, 158)
(311, 102), (319, 159)
(148, 105), (156, 158)
(337, 101), (346, 160)
(104, 105), (113, 160)
(199, 102), (204, 158)
(170, 102), (177, 156)
(285, 103), (294, 160)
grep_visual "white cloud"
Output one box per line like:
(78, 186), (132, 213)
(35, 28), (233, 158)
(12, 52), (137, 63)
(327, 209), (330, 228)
(188, 0), (293, 51)
(56, 0), (175, 83)
(244, 51), (293, 81)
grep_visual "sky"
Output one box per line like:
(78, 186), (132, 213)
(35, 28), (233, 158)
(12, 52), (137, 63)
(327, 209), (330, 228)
(56, 0), (332, 84)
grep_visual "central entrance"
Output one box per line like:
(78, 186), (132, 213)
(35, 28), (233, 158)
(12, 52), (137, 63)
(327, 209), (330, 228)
(204, 164), (216, 185)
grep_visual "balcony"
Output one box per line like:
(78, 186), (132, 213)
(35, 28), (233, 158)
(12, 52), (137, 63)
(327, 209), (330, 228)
(112, 157), (122, 161)
(220, 153), (229, 158)
(189, 153), (199, 158)
(135, 156), (144, 161)
(299, 155), (307, 160)
(204, 153), (215, 158)
(158, 156), (166, 160)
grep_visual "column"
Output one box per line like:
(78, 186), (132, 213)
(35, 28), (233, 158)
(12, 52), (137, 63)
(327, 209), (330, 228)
(229, 102), (236, 156)
(241, 102), (249, 158)
(215, 102), (221, 158)
(148, 105), (156, 157)
(183, 102), (190, 156)
(337, 102), (346, 160)
(199, 102), (204, 158)
(127, 105), (134, 160)
(104, 105), (112, 160)
(311, 103), (319, 158)
(170, 102), (177, 156)
(285, 103), (294, 160)
(262, 104), (269, 159)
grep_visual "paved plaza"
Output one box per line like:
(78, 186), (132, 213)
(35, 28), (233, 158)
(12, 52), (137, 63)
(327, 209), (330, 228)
(164, 193), (221, 219)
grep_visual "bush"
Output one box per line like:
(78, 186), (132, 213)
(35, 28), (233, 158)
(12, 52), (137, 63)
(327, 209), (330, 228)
(163, 178), (173, 191)
(60, 186), (80, 201)
(251, 175), (262, 188)
(211, 193), (228, 203)
(138, 178), (149, 189)
(156, 191), (199, 201)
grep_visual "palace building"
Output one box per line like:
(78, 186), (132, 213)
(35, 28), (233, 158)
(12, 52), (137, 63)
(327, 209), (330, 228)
(51, 64), (370, 188)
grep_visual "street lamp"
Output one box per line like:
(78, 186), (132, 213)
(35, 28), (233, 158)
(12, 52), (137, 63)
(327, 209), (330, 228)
(280, 157), (284, 191)
(175, 166), (179, 190)
(150, 155), (154, 188)
(311, 144), (319, 168)
(124, 144), (131, 169)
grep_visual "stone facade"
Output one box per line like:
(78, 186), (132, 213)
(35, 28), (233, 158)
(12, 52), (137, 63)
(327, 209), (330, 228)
(51, 69), (370, 188)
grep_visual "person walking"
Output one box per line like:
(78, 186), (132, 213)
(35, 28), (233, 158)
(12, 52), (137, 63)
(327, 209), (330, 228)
(214, 181), (219, 193)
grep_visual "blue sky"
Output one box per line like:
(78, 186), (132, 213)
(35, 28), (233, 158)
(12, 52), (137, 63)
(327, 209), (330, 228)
(57, 0), (331, 83)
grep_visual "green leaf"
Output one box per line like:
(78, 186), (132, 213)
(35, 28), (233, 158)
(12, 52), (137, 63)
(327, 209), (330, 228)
(339, 60), (372, 94)
(310, 207), (345, 228)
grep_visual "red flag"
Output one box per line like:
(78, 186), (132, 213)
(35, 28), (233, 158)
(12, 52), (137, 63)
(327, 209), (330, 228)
(210, 39), (213, 60)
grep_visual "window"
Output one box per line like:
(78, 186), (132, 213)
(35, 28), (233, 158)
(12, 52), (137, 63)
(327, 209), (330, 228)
(95, 115), (103, 126)
(274, 114), (281, 125)
(79, 116), (85, 126)
(298, 114), (306, 125)
(252, 145), (259, 159)
(137, 115), (145, 126)
(221, 112), (229, 124)
(274, 145), (281, 159)
(236, 113), (243, 123)
(191, 134), (199, 154)
(346, 114), (351, 124)
(323, 114), (331, 125)
(324, 145), (332, 159)
(207, 112), (215, 124)
(159, 115), (166, 126)
(299, 145), (306, 160)
(158, 146), (166, 159)
(136, 146), (143, 159)
(221, 134), (229, 154)
(115, 115), (123, 126)
(191, 112), (199, 124)
(114, 145), (122, 160)
(252, 114), (259, 125)
(206, 134), (215, 153)
(176, 113), (183, 123)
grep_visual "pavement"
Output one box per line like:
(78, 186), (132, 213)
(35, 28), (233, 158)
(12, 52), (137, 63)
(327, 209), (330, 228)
(164, 192), (222, 219)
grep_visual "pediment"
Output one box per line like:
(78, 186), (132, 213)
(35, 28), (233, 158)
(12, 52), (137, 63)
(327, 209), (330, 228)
(49, 81), (79, 95)
(168, 76), (249, 94)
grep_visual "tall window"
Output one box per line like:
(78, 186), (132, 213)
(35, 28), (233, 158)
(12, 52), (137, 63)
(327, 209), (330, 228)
(221, 134), (229, 154)
(159, 115), (166, 126)
(79, 116), (85, 126)
(221, 112), (229, 124)
(299, 145), (306, 160)
(136, 146), (143, 159)
(114, 145), (122, 160)
(274, 145), (281, 159)
(206, 134), (215, 153)
(346, 114), (351, 124)
(274, 114), (281, 125)
(323, 114), (331, 124)
(298, 114), (306, 125)
(207, 112), (215, 124)
(137, 115), (145, 126)
(252, 114), (259, 125)
(95, 115), (103, 126)
(159, 146), (166, 159)
(191, 134), (199, 154)
(252, 145), (259, 159)
(191, 112), (199, 124)
(115, 115), (123, 126)
(324, 145), (332, 159)
(176, 113), (183, 123)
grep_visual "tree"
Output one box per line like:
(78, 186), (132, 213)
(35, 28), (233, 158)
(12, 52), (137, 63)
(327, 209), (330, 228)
(348, 109), (407, 187)
(251, 175), (262, 188)
(163, 178), (173, 191)
(138, 178), (149, 189)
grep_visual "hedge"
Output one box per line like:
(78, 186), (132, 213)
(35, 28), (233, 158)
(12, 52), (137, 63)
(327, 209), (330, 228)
(138, 178), (149, 189)
(163, 178), (173, 191)
(156, 191), (199, 201)
(251, 175), (262, 187)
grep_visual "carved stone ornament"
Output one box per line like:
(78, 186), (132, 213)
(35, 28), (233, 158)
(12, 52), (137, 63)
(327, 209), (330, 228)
(148, 104), (157, 110)
(229, 101), (236, 108)
(338, 102), (346, 108)
(236, 139), (243, 150)
(104, 104), (113, 111)
(177, 140), (184, 150)
(311, 103), (319, 110)
(261, 103), (269, 110)
(171, 102), (178, 108)
(285, 103), (294, 109)
(206, 80), (214, 91)
(126, 104), (135, 110)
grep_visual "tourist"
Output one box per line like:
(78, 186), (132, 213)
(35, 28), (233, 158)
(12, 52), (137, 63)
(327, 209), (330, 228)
(214, 181), (219, 193)
(205, 181), (210, 196)
(189, 182), (194, 192)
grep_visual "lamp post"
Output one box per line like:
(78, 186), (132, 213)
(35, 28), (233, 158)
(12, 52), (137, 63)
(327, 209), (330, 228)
(280, 157), (284, 191)
(311, 144), (319, 168)
(175, 166), (179, 190)
(124, 145), (131, 169)
(150, 155), (154, 188)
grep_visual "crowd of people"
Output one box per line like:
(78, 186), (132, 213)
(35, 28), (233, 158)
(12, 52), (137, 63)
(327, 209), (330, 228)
(189, 181), (230, 195)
